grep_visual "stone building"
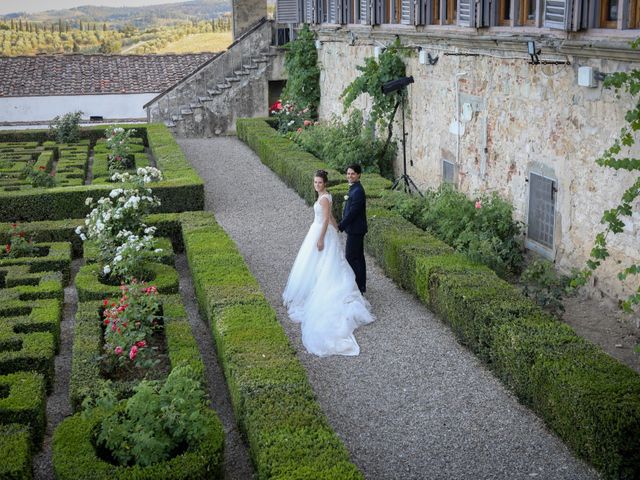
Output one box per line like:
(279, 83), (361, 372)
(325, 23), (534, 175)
(0, 53), (216, 124)
(276, 0), (640, 303)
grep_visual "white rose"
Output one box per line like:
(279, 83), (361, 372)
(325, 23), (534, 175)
(344, 195), (349, 200)
(154, 248), (163, 253)
(85, 197), (93, 206)
(75, 226), (82, 234)
(103, 265), (111, 275)
(114, 255), (122, 263)
(80, 234), (87, 241)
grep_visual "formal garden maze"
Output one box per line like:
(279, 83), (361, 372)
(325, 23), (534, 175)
(0, 136), (152, 192)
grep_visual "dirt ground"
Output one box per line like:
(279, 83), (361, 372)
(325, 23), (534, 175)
(562, 292), (640, 373)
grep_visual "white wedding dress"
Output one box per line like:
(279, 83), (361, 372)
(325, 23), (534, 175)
(283, 193), (374, 357)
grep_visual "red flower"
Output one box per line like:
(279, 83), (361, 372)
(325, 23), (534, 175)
(5, 244), (10, 253)
(269, 100), (282, 112)
(129, 345), (138, 360)
(103, 299), (109, 307)
(303, 120), (312, 127)
(136, 340), (146, 348)
(114, 346), (123, 355)
(475, 200), (482, 209)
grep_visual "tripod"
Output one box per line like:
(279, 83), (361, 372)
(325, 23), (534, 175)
(390, 90), (423, 196)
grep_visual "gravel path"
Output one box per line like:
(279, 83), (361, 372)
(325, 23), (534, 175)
(179, 136), (598, 480)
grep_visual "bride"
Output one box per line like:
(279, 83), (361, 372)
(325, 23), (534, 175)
(283, 169), (374, 357)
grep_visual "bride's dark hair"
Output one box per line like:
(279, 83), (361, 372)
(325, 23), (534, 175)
(314, 170), (328, 199)
(314, 169), (328, 184)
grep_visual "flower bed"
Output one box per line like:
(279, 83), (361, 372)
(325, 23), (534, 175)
(69, 293), (204, 411)
(0, 124), (204, 222)
(237, 117), (640, 479)
(180, 210), (363, 479)
(52, 406), (224, 480)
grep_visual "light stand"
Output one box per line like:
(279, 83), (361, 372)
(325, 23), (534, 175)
(382, 76), (423, 196)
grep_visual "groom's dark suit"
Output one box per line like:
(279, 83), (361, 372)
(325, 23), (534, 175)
(338, 181), (367, 293)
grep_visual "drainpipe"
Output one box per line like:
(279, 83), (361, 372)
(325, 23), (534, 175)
(455, 71), (467, 186)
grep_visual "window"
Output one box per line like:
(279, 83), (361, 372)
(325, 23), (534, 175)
(498, 0), (512, 24)
(600, 0), (618, 27)
(431, 0), (457, 24)
(527, 172), (556, 251)
(629, 0), (640, 27)
(442, 160), (456, 184)
(497, 0), (536, 25)
(520, 0), (537, 24)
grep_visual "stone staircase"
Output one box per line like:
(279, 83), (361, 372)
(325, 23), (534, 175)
(144, 18), (283, 137)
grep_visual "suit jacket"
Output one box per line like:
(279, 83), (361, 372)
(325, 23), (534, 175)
(339, 181), (367, 235)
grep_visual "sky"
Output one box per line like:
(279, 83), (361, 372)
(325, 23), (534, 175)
(0, 0), (193, 15)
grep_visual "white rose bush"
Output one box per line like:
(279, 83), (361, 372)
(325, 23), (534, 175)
(76, 166), (164, 281)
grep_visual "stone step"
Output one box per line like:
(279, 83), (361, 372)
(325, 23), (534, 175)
(217, 83), (232, 89)
(235, 70), (250, 76)
(180, 108), (193, 115)
(243, 63), (258, 69)
(198, 96), (213, 103)
(207, 89), (222, 96)
(226, 76), (241, 82)
(171, 115), (180, 122)
(253, 56), (269, 63)
(189, 103), (202, 109)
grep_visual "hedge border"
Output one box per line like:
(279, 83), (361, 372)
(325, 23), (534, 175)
(237, 117), (640, 479)
(180, 210), (363, 479)
(0, 266), (64, 302)
(0, 242), (72, 285)
(52, 407), (224, 480)
(0, 124), (204, 222)
(69, 294), (205, 411)
(0, 371), (46, 447)
(0, 423), (32, 480)
(75, 261), (179, 302)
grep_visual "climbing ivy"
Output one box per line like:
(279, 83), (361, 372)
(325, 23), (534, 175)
(281, 25), (320, 117)
(571, 42), (640, 314)
(340, 39), (409, 161)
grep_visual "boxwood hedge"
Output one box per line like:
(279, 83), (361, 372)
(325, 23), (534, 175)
(0, 124), (204, 222)
(0, 423), (32, 480)
(180, 210), (363, 479)
(0, 371), (46, 446)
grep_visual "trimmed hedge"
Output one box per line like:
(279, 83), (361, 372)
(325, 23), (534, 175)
(0, 266), (64, 301)
(0, 242), (72, 285)
(237, 117), (640, 479)
(180, 210), (363, 479)
(69, 294), (205, 411)
(52, 407), (224, 480)
(236, 118), (343, 206)
(75, 261), (179, 302)
(83, 237), (174, 266)
(0, 124), (204, 221)
(0, 423), (32, 480)
(0, 372), (46, 447)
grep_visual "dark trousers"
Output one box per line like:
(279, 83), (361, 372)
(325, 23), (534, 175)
(345, 234), (366, 293)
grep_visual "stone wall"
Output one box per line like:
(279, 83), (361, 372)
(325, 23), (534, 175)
(232, 0), (267, 40)
(316, 28), (640, 302)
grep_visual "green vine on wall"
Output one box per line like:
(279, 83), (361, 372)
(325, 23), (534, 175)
(281, 25), (320, 117)
(571, 45), (640, 314)
(340, 39), (409, 162)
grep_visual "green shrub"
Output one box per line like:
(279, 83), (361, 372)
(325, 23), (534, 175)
(293, 111), (396, 177)
(0, 372), (46, 446)
(52, 404), (224, 479)
(0, 423), (32, 480)
(520, 258), (571, 316)
(49, 111), (83, 144)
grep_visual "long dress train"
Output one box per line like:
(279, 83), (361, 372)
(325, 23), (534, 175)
(283, 193), (374, 356)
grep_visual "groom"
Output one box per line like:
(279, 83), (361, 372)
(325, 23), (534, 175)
(338, 164), (367, 294)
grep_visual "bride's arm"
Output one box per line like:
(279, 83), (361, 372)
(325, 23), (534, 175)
(317, 196), (331, 251)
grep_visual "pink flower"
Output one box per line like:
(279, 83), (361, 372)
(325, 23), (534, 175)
(114, 346), (123, 355)
(129, 345), (138, 360)
(136, 340), (146, 348)
(296, 127), (303, 133)
(303, 120), (312, 127)
(475, 200), (482, 209)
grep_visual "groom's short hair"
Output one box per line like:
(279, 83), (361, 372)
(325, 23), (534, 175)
(347, 164), (362, 175)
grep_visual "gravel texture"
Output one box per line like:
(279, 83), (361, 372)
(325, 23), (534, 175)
(179, 136), (598, 480)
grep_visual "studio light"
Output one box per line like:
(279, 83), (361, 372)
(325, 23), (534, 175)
(527, 40), (541, 65)
(381, 76), (414, 95)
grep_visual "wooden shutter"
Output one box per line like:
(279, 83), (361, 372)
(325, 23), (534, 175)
(277, 0), (301, 22)
(359, 0), (371, 22)
(304, 0), (315, 22)
(414, 0), (429, 24)
(328, 0), (338, 22)
(401, 0), (414, 23)
(373, 0), (384, 23)
(457, 0), (475, 25)
(476, 0), (491, 26)
(544, 0), (572, 29)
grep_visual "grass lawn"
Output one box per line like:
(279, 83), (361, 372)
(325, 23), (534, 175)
(156, 32), (232, 54)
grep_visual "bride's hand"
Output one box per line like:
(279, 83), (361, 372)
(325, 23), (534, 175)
(317, 239), (324, 251)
